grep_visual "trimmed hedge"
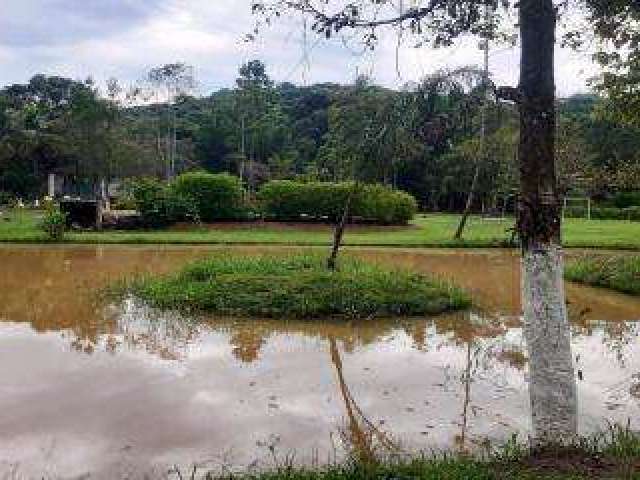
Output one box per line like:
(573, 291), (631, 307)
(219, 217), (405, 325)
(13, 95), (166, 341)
(129, 178), (198, 228)
(564, 206), (640, 221)
(172, 171), (246, 222)
(613, 191), (640, 209)
(258, 181), (418, 225)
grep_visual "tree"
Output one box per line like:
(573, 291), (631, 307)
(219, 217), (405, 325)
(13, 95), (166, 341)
(235, 60), (291, 192)
(587, 3), (640, 127)
(249, 0), (631, 443)
(147, 63), (197, 180)
(406, 66), (488, 239)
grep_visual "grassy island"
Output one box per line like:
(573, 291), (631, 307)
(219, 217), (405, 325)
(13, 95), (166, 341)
(122, 255), (470, 319)
(565, 255), (640, 295)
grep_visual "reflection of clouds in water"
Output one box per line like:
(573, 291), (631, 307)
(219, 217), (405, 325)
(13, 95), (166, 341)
(572, 321), (640, 369)
(1, 307), (639, 477)
(82, 298), (640, 387)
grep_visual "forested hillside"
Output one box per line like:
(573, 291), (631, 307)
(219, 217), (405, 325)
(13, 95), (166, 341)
(1, 60), (639, 210)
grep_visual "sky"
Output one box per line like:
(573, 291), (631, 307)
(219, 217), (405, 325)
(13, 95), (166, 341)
(0, 0), (600, 97)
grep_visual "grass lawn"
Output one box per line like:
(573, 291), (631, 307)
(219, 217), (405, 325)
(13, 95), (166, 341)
(2, 209), (640, 249)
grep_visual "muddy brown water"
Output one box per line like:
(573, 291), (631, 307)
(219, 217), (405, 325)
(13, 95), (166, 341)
(0, 245), (639, 479)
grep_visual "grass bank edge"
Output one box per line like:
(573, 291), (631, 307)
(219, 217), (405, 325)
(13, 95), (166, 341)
(565, 255), (640, 295)
(3, 211), (640, 250)
(172, 424), (640, 480)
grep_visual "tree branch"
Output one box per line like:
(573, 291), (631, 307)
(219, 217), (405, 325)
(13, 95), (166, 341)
(274, 0), (444, 29)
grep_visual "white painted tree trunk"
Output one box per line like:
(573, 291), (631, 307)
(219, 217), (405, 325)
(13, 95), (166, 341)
(522, 244), (577, 443)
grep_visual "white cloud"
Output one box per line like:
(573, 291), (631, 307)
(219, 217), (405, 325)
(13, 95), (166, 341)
(0, 1), (598, 97)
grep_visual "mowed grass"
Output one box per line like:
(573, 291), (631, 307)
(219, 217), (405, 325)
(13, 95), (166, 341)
(2, 209), (640, 249)
(120, 254), (470, 319)
(566, 255), (640, 295)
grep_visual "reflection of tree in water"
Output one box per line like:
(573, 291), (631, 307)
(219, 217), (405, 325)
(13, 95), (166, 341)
(70, 298), (202, 361)
(574, 320), (640, 369)
(328, 336), (399, 464)
(433, 311), (530, 451)
(58, 298), (632, 449)
(230, 329), (266, 364)
(457, 340), (474, 452)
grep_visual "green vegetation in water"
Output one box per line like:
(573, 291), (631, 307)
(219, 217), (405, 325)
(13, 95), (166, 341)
(565, 255), (640, 295)
(121, 255), (470, 319)
(171, 425), (640, 480)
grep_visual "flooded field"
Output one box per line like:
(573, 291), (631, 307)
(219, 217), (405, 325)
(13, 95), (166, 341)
(0, 245), (639, 478)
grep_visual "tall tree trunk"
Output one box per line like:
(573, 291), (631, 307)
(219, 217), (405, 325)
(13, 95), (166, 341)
(518, 0), (577, 443)
(327, 187), (354, 271)
(454, 163), (480, 240)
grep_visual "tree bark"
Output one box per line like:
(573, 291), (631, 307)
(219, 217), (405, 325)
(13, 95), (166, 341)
(327, 187), (354, 271)
(518, 0), (577, 443)
(454, 163), (480, 240)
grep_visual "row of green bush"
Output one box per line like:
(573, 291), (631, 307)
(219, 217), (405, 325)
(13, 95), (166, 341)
(128, 173), (418, 228)
(258, 181), (418, 225)
(128, 173), (247, 228)
(0, 191), (12, 206)
(611, 191), (640, 209)
(564, 205), (640, 221)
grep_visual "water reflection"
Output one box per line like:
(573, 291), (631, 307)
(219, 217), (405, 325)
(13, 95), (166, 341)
(0, 246), (639, 478)
(328, 336), (399, 464)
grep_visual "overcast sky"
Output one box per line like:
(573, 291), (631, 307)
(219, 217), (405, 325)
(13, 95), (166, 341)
(0, 0), (599, 97)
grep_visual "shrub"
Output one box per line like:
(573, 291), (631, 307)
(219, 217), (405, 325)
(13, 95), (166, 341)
(623, 206), (640, 221)
(258, 181), (417, 225)
(112, 195), (137, 211)
(592, 207), (629, 220)
(0, 191), (12, 206)
(355, 184), (418, 224)
(564, 206), (640, 221)
(40, 203), (67, 241)
(613, 191), (640, 209)
(172, 171), (246, 221)
(129, 178), (198, 228)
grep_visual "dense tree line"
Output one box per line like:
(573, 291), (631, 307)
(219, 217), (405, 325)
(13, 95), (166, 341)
(1, 61), (639, 209)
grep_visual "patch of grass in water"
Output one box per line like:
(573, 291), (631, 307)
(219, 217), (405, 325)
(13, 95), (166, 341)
(565, 255), (640, 295)
(122, 254), (470, 319)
